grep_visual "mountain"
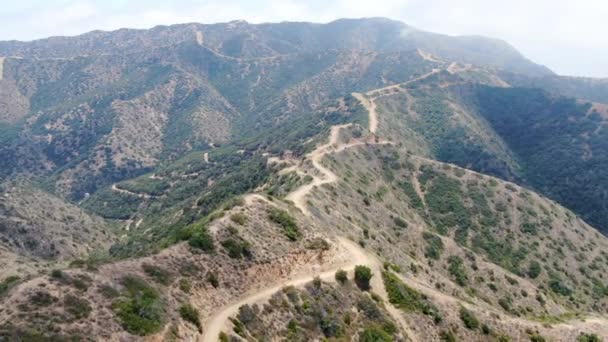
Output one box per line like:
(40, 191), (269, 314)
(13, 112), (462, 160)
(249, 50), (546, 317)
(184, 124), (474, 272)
(0, 18), (607, 341)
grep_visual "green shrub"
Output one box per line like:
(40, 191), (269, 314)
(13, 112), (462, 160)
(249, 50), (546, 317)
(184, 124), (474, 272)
(306, 238), (330, 251)
(112, 276), (165, 336)
(423, 232), (444, 260)
(230, 213), (247, 225)
(354, 265), (373, 291)
(63, 294), (92, 321)
(481, 324), (491, 335)
(448, 256), (468, 286)
(382, 271), (442, 323)
(207, 272), (219, 288)
(498, 296), (513, 312)
(440, 330), (457, 342)
(29, 291), (56, 307)
(98, 284), (120, 299)
(221, 238), (252, 259)
(529, 333), (547, 342)
(578, 333), (602, 342)
(142, 264), (174, 285)
(178, 279), (192, 293)
(0, 276), (20, 297)
(268, 208), (301, 241)
(359, 325), (393, 342)
(179, 304), (202, 332)
(401, 181), (424, 209)
(335, 269), (348, 284)
(188, 225), (215, 252)
(549, 278), (572, 296)
(459, 307), (479, 330)
(393, 217), (408, 229)
(527, 261), (542, 279)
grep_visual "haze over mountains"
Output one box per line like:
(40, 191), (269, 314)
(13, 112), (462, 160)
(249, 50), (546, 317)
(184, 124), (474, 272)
(0, 18), (607, 341)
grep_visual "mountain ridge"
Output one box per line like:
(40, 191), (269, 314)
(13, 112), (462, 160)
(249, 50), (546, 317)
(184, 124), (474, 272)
(0, 17), (607, 341)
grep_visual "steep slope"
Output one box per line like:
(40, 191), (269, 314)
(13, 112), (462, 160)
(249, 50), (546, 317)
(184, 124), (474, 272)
(361, 65), (608, 233)
(0, 183), (115, 276)
(500, 71), (608, 103)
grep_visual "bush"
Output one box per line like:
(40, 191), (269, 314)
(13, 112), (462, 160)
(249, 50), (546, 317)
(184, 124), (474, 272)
(142, 264), (174, 285)
(459, 307), (479, 330)
(529, 333), (547, 342)
(354, 265), (373, 291)
(527, 261), (542, 279)
(549, 278), (572, 296)
(0, 276), (20, 297)
(306, 238), (330, 251)
(382, 271), (442, 323)
(98, 284), (120, 299)
(335, 269), (348, 284)
(359, 325), (393, 342)
(63, 294), (92, 321)
(498, 296), (513, 312)
(268, 208), (301, 241)
(230, 213), (247, 225)
(112, 276), (165, 336)
(423, 232), (444, 260)
(188, 225), (215, 252)
(221, 238), (252, 259)
(179, 304), (202, 332)
(448, 256), (468, 286)
(440, 330), (457, 342)
(578, 333), (602, 342)
(393, 217), (408, 229)
(206, 271), (219, 288)
(178, 279), (192, 293)
(29, 291), (56, 307)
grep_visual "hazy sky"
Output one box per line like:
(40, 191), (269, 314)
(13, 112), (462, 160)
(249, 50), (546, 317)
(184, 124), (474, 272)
(1, 0), (606, 77)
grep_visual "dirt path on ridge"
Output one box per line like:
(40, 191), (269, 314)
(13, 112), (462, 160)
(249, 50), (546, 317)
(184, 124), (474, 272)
(201, 237), (418, 342)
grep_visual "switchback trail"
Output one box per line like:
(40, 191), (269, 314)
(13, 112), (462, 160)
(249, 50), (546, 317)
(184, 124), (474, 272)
(201, 64), (536, 341)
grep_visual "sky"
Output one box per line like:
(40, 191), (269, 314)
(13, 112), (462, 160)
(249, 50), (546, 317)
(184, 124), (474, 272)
(0, 0), (606, 77)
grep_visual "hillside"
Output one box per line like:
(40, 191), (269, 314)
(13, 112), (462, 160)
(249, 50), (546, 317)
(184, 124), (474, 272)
(0, 17), (607, 342)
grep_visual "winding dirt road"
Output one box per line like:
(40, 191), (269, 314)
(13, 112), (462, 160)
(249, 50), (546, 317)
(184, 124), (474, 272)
(201, 237), (417, 342)
(197, 63), (608, 340)
(110, 184), (157, 199)
(285, 124), (349, 215)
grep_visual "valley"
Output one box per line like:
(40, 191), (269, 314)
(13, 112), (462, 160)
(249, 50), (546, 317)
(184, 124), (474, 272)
(0, 17), (607, 342)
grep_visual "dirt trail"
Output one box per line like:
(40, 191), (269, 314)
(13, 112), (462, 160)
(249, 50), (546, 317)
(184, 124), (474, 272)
(111, 184), (157, 199)
(285, 124), (350, 215)
(196, 31), (204, 45)
(417, 49), (444, 63)
(199, 61), (608, 340)
(351, 93), (377, 134)
(351, 69), (441, 136)
(201, 237), (417, 342)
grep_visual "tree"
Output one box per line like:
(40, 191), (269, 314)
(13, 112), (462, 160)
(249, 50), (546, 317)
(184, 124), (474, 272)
(527, 260), (541, 279)
(459, 307), (479, 330)
(354, 265), (373, 291)
(335, 269), (348, 284)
